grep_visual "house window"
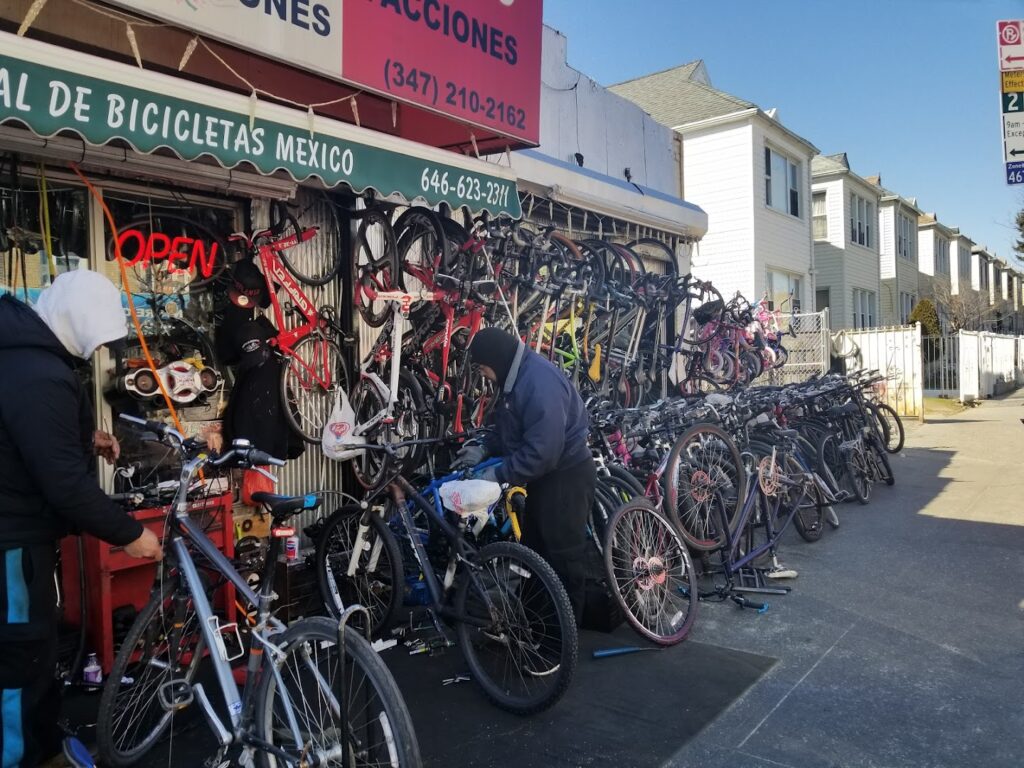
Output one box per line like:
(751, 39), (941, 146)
(765, 146), (801, 217)
(958, 245), (971, 279)
(935, 237), (950, 275)
(849, 193), (873, 248)
(812, 192), (827, 239)
(897, 212), (916, 261)
(766, 268), (803, 311)
(979, 261), (990, 290)
(899, 292), (916, 325)
(816, 288), (830, 313)
(852, 288), (877, 329)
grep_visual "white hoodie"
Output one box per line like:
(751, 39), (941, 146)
(34, 269), (127, 358)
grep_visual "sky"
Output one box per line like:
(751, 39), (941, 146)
(543, 0), (1024, 264)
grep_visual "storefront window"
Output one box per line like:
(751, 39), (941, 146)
(0, 171), (89, 303)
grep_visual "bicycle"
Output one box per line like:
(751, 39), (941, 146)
(96, 415), (420, 768)
(314, 438), (578, 715)
(229, 219), (350, 444)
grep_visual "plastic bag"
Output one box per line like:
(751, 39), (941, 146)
(439, 479), (502, 515)
(321, 387), (365, 461)
(241, 466), (274, 506)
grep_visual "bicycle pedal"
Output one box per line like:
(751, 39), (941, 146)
(157, 679), (194, 712)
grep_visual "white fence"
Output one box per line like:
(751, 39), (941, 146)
(957, 330), (1022, 401)
(834, 324), (923, 419)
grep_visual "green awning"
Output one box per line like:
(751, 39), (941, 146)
(0, 33), (521, 218)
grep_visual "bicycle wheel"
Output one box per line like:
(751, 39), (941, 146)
(395, 207), (450, 295)
(274, 195), (344, 286)
(604, 499), (697, 646)
(605, 463), (647, 502)
(784, 456), (824, 543)
(664, 423), (745, 551)
(872, 402), (904, 453)
(96, 580), (205, 767)
(255, 616), (421, 768)
(349, 370), (428, 487)
(281, 334), (350, 444)
(455, 541), (578, 715)
(355, 208), (400, 328)
(846, 446), (872, 504)
(315, 507), (404, 637)
(110, 214), (229, 294)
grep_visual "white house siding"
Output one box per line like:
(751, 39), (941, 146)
(684, 122), (756, 297)
(918, 230), (936, 276)
(878, 205), (897, 280)
(812, 178), (843, 317)
(751, 120), (814, 307)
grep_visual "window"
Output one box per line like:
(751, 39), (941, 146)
(896, 212), (916, 261)
(816, 288), (831, 313)
(765, 146), (801, 217)
(849, 193), (873, 247)
(899, 292), (916, 325)
(812, 192), (827, 239)
(852, 288), (877, 329)
(766, 268), (802, 311)
(958, 245), (971, 279)
(935, 237), (950, 275)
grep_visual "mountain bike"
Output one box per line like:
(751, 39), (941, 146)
(96, 415), (420, 768)
(229, 219), (350, 444)
(313, 438), (578, 715)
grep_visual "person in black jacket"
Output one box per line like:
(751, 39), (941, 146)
(0, 270), (162, 767)
(458, 327), (595, 621)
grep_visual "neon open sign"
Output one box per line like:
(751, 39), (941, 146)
(116, 228), (221, 278)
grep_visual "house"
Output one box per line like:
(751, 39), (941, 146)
(810, 153), (882, 330)
(917, 213), (956, 330)
(609, 62), (818, 311)
(971, 244), (996, 327)
(868, 176), (922, 326)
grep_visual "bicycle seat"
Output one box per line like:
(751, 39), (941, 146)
(250, 492), (321, 520)
(826, 403), (859, 418)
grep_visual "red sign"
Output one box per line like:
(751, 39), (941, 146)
(117, 229), (221, 279)
(341, 0), (542, 144)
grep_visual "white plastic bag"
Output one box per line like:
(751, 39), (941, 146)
(322, 387), (365, 461)
(439, 479), (502, 536)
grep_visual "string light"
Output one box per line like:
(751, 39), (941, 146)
(16, 0), (49, 36)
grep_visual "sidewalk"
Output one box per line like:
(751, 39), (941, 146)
(665, 391), (1024, 768)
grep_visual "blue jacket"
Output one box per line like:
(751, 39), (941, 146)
(486, 343), (591, 486)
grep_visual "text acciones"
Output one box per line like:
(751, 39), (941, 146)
(378, 0), (519, 66)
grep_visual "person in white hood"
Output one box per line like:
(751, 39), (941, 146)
(0, 270), (162, 768)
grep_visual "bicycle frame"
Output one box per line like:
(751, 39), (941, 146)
(161, 455), (342, 764)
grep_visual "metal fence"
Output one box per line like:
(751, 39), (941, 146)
(922, 335), (959, 396)
(764, 309), (831, 385)
(835, 324), (923, 418)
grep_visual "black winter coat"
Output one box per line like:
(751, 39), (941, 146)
(0, 295), (144, 548)
(486, 346), (591, 486)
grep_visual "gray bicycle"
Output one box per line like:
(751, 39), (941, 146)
(96, 415), (421, 768)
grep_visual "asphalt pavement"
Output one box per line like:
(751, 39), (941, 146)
(664, 392), (1024, 768)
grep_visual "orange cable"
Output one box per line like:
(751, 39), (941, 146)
(70, 163), (187, 436)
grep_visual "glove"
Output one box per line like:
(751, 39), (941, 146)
(452, 441), (488, 469)
(473, 465), (499, 484)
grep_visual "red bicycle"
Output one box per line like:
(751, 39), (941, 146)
(230, 220), (350, 444)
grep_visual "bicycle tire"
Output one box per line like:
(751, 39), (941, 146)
(355, 208), (400, 328)
(315, 507), (404, 637)
(455, 541), (578, 715)
(664, 422), (745, 551)
(847, 446), (872, 504)
(604, 499), (697, 646)
(785, 455), (824, 543)
(626, 238), (678, 277)
(395, 207), (451, 293)
(96, 579), (205, 767)
(274, 195), (344, 286)
(280, 335), (350, 444)
(872, 402), (904, 453)
(255, 616), (422, 768)
(605, 463), (647, 501)
(867, 435), (895, 487)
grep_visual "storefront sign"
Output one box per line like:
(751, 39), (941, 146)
(117, 228), (221, 278)
(0, 35), (521, 217)
(104, 0), (542, 144)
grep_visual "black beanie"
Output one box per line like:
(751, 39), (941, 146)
(469, 327), (520, 387)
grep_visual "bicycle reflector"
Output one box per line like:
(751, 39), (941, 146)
(271, 527), (296, 538)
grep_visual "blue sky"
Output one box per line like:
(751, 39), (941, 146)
(543, 0), (1024, 264)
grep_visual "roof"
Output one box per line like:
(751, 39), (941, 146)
(811, 153), (849, 175)
(608, 64), (757, 126)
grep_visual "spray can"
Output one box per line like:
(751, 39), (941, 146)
(285, 535), (300, 561)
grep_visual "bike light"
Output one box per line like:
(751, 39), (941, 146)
(272, 527), (296, 538)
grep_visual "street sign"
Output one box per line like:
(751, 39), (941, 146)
(998, 20), (1024, 71)
(999, 21), (1024, 183)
